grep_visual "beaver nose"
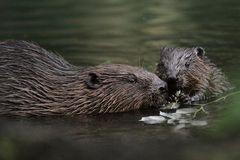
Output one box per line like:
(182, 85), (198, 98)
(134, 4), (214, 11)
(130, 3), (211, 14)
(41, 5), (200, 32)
(167, 77), (179, 95)
(167, 77), (178, 84)
(158, 83), (167, 93)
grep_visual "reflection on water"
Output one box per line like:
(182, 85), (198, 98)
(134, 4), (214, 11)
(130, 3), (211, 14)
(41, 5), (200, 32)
(0, 0), (240, 159)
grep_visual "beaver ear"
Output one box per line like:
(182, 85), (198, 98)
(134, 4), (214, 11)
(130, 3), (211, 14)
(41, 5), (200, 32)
(195, 47), (205, 58)
(85, 73), (102, 89)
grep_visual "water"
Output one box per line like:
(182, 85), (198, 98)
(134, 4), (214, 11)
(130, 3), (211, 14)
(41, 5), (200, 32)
(0, 0), (240, 159)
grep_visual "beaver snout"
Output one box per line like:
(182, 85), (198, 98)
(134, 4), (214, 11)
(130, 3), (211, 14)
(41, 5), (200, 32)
(166, 76), (184, 97)
(166, 77), (179, 94)
(167, 77), (178, 85)
(152, 77), (168, 94)
(158, 82), (167, 94)
(149, 80), (168, 107)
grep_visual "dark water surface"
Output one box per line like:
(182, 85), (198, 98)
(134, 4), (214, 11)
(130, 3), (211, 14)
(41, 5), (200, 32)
(0, 0), (240, 160)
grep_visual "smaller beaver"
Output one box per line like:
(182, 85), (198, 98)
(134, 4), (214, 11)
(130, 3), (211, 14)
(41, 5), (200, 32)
(155, 47), (231, 103)
(0, 40), (167, 116)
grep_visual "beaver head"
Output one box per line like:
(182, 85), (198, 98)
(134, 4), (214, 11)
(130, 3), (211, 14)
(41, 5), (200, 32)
(77, 64), (168, 114)
(155, 47), (210, 97)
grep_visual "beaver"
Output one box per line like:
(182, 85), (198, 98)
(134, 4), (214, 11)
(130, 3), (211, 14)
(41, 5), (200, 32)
(155, 47), (231, 103)
(0, 40), (167, 116)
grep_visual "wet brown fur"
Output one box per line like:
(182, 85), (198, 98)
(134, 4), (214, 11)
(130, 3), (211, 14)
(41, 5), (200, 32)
(0, 40), (167, 116)
(155, 47), (231, 102)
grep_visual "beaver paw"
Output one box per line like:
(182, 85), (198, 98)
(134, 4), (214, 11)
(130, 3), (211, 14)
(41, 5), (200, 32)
(190, 95), (201, 102)
(180, 94), (204, 105)
(179, 94), (192, 105)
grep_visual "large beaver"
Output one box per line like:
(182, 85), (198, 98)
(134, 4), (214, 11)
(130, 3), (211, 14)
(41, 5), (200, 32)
(0, 40), (167, 116)
(155, 47), (231, 103)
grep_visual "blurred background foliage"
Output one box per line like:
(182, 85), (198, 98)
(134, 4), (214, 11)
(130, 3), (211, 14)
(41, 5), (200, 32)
(0, 0), (240, 159)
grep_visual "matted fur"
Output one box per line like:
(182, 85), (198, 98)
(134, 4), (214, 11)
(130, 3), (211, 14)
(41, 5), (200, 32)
(155, 47), (231, 101)
(0, 40), (167, 116)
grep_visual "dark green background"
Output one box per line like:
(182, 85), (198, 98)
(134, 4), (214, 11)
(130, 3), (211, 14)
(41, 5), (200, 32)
(0, 0), (240, 159)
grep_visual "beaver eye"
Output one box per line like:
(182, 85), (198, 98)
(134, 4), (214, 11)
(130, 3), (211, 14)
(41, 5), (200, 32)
(128, 74), (138, 83)
(185, 62), (190, 68)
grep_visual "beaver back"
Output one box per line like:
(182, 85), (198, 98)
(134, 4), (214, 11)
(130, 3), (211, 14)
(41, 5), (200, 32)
(0, 40), (167, 116)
